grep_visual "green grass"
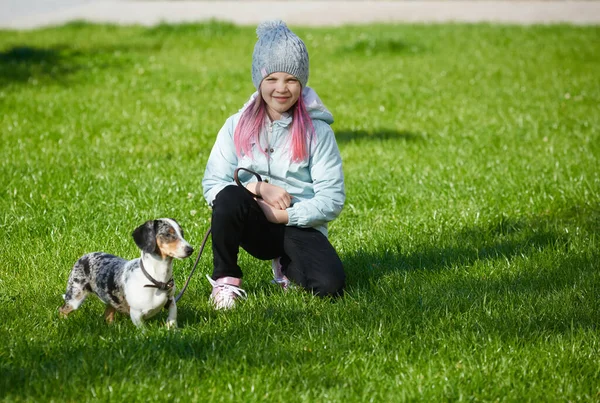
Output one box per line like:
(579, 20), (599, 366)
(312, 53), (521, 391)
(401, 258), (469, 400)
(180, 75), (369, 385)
(1, 21), (599, 402)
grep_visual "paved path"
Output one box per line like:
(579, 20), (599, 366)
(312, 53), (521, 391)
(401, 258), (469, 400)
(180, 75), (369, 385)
(2, 0), (600, 29)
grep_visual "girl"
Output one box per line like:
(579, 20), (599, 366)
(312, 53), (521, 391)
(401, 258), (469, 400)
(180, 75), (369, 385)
(202, 20), (345, 309)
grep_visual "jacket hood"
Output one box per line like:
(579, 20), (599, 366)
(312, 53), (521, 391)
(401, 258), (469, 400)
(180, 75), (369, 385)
(239, 86), (334, 125)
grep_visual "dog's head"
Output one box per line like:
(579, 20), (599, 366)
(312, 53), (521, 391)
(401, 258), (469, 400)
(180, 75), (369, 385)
(132, 218), (194, 259)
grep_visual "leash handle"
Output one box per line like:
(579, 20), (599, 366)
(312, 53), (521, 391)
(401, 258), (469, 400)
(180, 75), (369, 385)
(233, 167), (263, 198)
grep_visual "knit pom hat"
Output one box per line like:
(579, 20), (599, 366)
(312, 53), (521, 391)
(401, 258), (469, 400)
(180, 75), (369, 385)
(251, 20), (309, 89)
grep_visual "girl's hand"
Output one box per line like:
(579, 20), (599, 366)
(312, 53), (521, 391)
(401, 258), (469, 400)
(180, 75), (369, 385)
(256, 199), (289, 224)
(247, 182), (291, 210)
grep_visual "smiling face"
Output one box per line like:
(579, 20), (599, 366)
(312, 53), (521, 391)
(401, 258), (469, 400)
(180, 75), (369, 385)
(260, 72), (302, 121)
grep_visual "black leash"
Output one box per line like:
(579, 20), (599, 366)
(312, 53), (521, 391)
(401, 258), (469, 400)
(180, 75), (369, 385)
(174, 226), (211, 302)
(174, 167), (263, 303)
(234, 167), (263, 198)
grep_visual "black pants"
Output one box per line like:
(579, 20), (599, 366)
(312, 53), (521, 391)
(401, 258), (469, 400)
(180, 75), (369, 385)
(210, 185), (345, 297)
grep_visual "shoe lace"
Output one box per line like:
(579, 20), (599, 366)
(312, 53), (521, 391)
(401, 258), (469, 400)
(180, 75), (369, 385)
(271, 258), (290, 290)
(206, 274), (247, 304)
(271, 276), (290, 289)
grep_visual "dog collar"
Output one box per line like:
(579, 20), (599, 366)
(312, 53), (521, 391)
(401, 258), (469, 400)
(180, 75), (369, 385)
(139, 259), (174, 291)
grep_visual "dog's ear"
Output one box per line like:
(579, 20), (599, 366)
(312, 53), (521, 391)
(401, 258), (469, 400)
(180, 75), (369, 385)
(132, 220), (157, 254)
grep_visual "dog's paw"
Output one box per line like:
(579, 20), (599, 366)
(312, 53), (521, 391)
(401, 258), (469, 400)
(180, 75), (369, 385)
(165, 320), (177, 330)
(58, 304), (72, 318)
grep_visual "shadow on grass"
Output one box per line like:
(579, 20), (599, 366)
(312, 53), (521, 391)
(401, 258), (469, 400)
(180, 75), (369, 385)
(0, 46), (77, 86)
(0, 43), (139, 87)
(335, 129), (423, 144)
(339, 37), (425, 57)
(342, 208), (599, 334)
(0, 306), (313, 401)
(342, 209), (593, 282)
(0, 331), (206, 400)
(144, 20), (241, 38)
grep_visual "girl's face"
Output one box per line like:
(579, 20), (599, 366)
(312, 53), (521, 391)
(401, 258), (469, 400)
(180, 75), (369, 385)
(260, 72), (302, 121)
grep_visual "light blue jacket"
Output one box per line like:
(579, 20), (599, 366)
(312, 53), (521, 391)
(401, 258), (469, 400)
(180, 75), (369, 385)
(202, 87), (345, 237)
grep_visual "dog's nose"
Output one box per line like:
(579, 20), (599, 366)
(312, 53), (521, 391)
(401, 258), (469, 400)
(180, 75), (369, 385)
(184, 245), (194, 256)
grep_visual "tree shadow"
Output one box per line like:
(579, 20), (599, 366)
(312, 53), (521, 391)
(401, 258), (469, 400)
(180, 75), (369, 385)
(341, 210), (599, 336)
(0, 305), (311, 401)
(335, 129), (423, 144)
(0, 42), (143, 87)
(0, 46), (78, 86)
(338, 37), (425, 57)
(344, 215), (568, 286)
(143, 20), (240, 38)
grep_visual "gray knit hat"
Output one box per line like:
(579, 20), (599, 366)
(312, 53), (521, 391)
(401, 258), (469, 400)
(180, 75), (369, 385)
(251, 20), (309, 89)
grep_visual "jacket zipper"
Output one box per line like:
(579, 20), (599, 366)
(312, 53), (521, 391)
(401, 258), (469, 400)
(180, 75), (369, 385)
(266, 122), (273, 180)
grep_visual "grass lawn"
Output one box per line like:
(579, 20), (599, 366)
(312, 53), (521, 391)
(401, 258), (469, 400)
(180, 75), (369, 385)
(0, 21), (599, 402)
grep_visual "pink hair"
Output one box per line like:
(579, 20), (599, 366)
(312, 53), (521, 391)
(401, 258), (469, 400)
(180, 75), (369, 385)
(234, 93), (315, 163)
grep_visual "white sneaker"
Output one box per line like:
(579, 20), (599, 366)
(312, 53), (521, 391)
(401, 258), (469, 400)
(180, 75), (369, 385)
(206, 275), (246, 310)
(271, 258), (291, 290)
